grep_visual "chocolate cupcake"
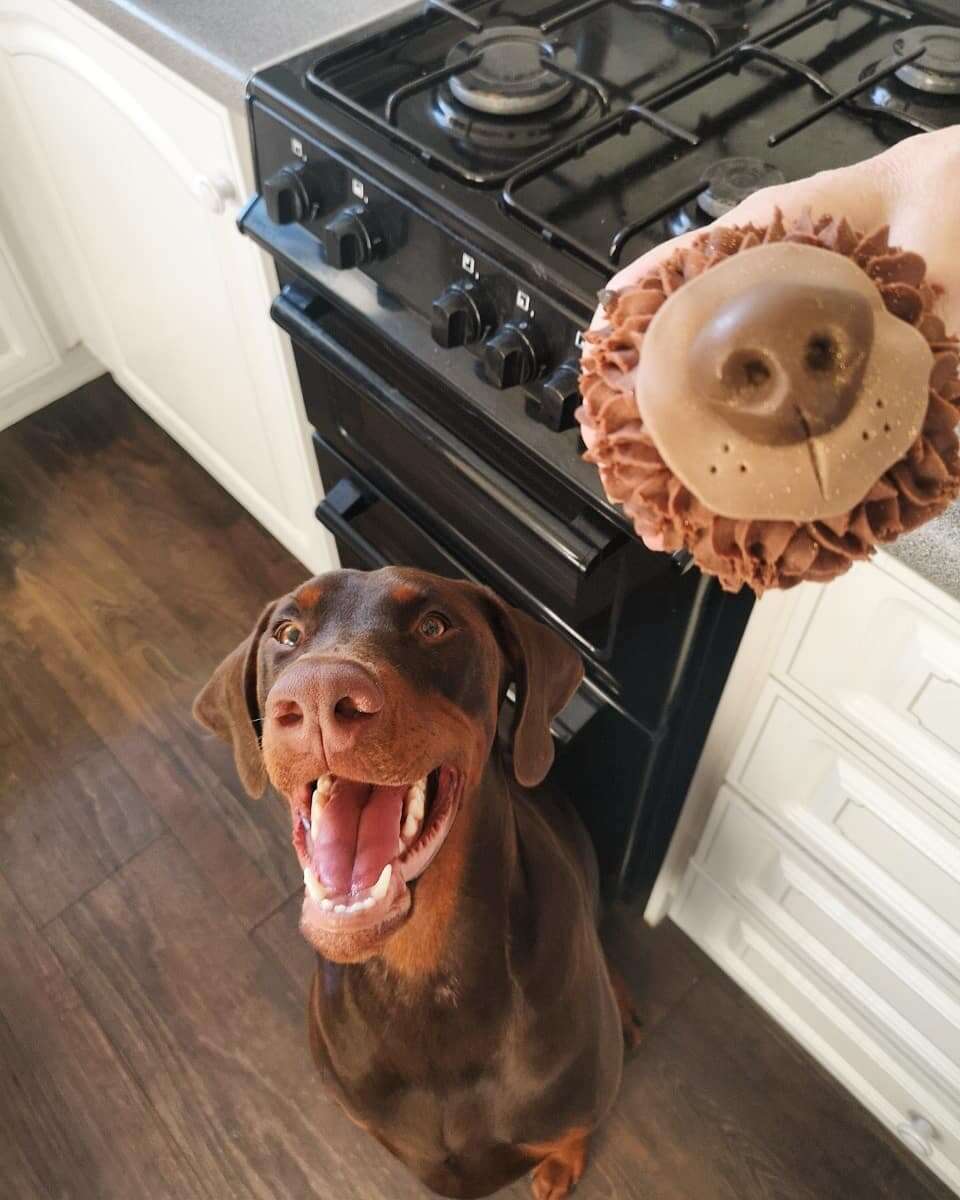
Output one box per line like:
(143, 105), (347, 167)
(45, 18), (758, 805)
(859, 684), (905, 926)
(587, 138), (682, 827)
(578, 209), (960, 594)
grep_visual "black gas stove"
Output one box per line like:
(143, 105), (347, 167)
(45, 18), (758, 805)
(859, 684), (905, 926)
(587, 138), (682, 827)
(239, 0), (958, 897)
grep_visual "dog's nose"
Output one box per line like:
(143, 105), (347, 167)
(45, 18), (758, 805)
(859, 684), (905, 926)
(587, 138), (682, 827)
(688, 279), (875, 447)
(266, 659), (385, 759)
(313, 659), (385, 723)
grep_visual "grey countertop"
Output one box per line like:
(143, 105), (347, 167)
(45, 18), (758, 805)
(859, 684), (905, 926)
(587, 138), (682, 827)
(70, 0), (415, 110)
(885, 511), (960, 605)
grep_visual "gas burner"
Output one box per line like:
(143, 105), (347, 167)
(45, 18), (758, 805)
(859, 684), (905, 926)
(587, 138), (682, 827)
(662, 157), (784, 240)
(432, 85), (591, 159)
(892, 26), (960, 96)
(446, 26), (577, 116)
(697, 157), (785, 218)
(660, 0), (768, 31)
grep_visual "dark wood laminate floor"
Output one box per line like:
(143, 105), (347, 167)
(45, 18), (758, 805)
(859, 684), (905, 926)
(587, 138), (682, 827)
(0, 378), (950, 1200)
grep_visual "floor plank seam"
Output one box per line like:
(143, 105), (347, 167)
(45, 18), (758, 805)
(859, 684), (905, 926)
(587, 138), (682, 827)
(38, 915), (223, 1200)
(161, 819), (284, 939)
(248, 888), (306, 935)
(33, 827), (170, 936)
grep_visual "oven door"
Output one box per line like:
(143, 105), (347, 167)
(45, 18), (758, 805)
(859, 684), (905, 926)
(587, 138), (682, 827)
(271, 278), (704, 732)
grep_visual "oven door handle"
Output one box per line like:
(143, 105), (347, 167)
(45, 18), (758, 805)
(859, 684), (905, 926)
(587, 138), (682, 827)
(271, 283), (613, 577)
(317, 476), (390, 568)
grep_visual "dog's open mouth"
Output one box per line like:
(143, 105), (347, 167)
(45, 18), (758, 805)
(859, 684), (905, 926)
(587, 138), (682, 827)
(291, 764), (462, 931)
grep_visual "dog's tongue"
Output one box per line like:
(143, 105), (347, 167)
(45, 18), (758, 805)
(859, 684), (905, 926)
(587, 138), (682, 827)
(312, 779), (405, 893)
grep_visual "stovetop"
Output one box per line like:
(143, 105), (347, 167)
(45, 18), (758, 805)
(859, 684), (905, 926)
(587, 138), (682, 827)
(251, 0), (959, 311)
(243, 0), (959, 529)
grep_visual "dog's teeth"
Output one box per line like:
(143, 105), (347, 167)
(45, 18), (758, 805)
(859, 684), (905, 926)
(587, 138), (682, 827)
(370, 863), (392, 901)
(402, 812), (420, 842)
(406, 779), (426, 823)
(319, 898), (333, 911)
(303, 867), (326, 903)
(311, 776), (333, 824)
(361, 896), (375, 910)
(301, 814), (310, 832)
(334, 903), (347, 913)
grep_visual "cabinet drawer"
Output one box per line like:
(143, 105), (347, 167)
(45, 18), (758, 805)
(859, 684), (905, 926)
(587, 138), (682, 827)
(775, 561), (960, 806)
(729, 684), (960, 982)
(674, 850), (960, 1195)
(697, 792), (960, 1092)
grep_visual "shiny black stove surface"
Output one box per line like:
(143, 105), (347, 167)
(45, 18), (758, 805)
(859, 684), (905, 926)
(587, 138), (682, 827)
(512, 1), (960, 269)
(251, 0), (959, 305)
(304, 0), (737, 185)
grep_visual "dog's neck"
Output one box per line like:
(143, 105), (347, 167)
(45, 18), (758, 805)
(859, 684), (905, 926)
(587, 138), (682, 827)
(354, 751), (526, 1001)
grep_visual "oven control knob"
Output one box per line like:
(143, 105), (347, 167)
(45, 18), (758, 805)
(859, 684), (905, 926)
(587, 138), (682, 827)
(482, 322), (540, 390)
(526, 362), (581, 431)
(322, 204), (383, 269)
(430, 282), (489, 349)
(263, 163), (313, 225)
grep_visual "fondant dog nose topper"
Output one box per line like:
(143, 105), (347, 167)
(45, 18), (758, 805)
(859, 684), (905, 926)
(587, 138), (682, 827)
(578, 210), (960, 594)
(639, 242), (932, 522)
(692, 278), (874, 446)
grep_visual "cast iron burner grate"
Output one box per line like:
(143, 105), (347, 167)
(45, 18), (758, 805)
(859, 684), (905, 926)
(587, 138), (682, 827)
(501, 0), (945, 272)
(305, 0), (954, 275)
(660, 0), (770, 31)
(306, 0), (721, 187)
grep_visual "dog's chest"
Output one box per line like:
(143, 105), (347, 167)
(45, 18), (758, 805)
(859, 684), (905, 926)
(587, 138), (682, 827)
(311, 960), (524, 1133)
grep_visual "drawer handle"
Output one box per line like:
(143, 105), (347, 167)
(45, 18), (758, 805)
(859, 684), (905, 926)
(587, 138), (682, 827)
(194, 171), (236, 215)
(895, 1116), (935, 1159)
(316, 478), (389, 568)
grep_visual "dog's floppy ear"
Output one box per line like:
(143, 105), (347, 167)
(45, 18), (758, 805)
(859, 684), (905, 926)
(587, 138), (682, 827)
(490, 596), (583, 788)
(192, 601), (275, 798)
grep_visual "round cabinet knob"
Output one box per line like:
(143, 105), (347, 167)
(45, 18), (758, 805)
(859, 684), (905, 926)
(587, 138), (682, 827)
(263, 163), (313, 225)
(526, 362), (581, 431)
(896, 1116), (935, 1159)
(483, 322), (540, 390)
(193, 171), (236, 215)
(430, 282), (490, 349)
(322, 204), (383, 270)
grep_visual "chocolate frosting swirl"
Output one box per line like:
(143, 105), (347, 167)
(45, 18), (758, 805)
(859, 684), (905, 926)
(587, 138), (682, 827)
(578, 209), (960, 594)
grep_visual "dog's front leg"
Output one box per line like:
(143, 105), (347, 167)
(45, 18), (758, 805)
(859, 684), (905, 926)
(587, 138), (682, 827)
(520, 1126), (591, 1200)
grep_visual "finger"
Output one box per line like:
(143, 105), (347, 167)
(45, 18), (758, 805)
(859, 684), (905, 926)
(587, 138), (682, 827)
(878, 126), (960, 331)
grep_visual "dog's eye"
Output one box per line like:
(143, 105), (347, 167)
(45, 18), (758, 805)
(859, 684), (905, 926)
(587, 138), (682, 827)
(274, 621), (302, 647)
(418, 612), (449, 640)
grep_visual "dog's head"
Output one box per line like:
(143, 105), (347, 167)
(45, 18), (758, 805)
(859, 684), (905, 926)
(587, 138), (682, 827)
(193, 567), (582, 963)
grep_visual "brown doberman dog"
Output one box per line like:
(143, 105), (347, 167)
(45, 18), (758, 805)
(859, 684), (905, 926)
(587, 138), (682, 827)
(194, 567), (640, 1199)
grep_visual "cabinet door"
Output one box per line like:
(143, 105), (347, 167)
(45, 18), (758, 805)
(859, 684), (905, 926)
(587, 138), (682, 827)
(0, 224), (57, 411)
(0, 2), (330, 569)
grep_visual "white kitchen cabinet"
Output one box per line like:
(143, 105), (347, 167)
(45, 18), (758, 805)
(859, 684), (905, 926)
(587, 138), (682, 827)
(651, 553), (960, 1195)
(0, 199), (101, 430)
(0, 0), (336, 574)
(0, 223), (56, 400)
